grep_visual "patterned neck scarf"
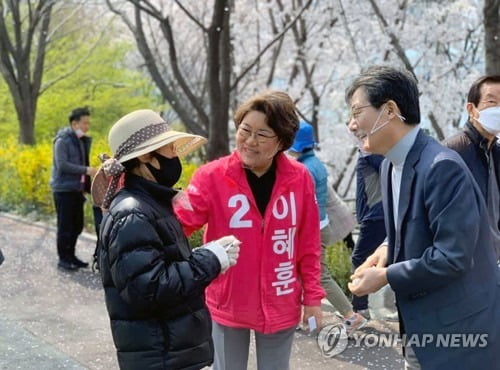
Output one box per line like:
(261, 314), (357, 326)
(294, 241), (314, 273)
(100, 122), (169, 209)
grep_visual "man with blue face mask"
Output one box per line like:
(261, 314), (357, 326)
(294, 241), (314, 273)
(444, 75), (500, 263)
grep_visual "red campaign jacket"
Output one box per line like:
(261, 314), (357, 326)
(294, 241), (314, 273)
(175, 151), (325, 334)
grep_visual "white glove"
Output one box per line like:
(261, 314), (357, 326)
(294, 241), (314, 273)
(222, 236), (240, 268)
(203, 235), (241, 273)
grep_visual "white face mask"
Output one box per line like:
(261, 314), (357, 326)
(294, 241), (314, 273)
(74, 128), (85, 138)
(477, 106), (500, 135)
(346, 105), (388, 151)
(369, 106), (390, 135)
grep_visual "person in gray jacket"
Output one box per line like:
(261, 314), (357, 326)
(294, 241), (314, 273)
(50, 107), (97, 271)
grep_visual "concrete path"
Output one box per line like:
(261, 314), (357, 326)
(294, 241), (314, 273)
(0, 212), (403, 369)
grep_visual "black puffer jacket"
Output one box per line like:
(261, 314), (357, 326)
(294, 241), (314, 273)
(99, 174), (221, 370)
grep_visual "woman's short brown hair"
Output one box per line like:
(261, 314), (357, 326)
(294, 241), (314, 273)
(234, 90), (299, 151)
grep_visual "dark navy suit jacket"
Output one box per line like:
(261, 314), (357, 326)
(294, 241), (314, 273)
(382, 130), (500, 369)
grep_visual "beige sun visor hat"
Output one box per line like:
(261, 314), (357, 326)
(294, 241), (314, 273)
(91, 109), (206, 208)
(109, 109), (206, 162)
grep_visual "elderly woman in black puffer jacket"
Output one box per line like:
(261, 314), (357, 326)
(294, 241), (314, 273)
(92, 109), (240, 370)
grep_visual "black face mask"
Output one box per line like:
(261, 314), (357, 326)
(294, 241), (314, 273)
(146, 152), (182, 187)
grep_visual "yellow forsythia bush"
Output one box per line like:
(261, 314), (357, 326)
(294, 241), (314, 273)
(0, 135), (111, 220)
(0, 134), (204, 233)
(0, 136), (53, 215)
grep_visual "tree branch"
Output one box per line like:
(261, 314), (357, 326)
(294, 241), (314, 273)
(174, 0), (208, 32)
(159, 15), (210, 125)
(428, 112), (445, 141)
(45, 2), (85, 42)
(367, 0), (415, 78)
(132, 6), (206, 135)
(106, 0), (136, 31)
(337, 0), (362, 67)
(264, 4), (284, 86)
(32, 2), (53, 97)
(0, 3), (17, 81)
(108, 0), (212, 135)
(333, 146), (357, 195)
(124, 0), (163, 20)
(230, 0), (313, 91)
(40, 18), (108, 95)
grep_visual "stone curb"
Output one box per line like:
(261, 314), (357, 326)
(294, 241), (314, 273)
(0, 211), (97, 243)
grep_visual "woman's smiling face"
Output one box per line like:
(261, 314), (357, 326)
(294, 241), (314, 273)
(236, 110), (281, 177)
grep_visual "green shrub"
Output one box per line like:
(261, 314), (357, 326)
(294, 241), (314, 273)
(187, 228), (205, 248)
(325, 241), (353, 295)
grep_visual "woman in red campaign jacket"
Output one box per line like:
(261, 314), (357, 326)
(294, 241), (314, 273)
(175, 90), (325, 370)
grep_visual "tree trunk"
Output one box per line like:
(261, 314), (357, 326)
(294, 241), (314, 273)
(206, 0), (231, 159)
(111, 0), (311, 161)
(14, 87), (37, 145)
(428, 112), (444, 141)
(484, 0), (500, 75)
(0, 0), (53, 145)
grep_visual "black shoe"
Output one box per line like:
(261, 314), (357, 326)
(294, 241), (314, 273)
(58, 259), (78, 271)
(71, 256), (89, 268)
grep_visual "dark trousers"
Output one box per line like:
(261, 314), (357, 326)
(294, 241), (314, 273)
(92, 205), (103, 238)
(53, 191), (85, 261)
(351, 218), (386, 310)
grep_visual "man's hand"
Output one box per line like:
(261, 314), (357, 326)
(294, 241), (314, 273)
(348, 266), (388, 296)
(86, 166), (98, 177)
(354, 244), (388, 274)
(302, 305), (322, 331)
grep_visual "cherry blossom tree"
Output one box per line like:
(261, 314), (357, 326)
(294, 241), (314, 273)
(105, 0), (487, 195)
(311, 0), (486, 195)
(106, 0), (313, 160)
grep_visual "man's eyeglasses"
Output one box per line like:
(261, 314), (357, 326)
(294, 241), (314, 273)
(348, 104), (372, 122)
(237, 126), (277, 143)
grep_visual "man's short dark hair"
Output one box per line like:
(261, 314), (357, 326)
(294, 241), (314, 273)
(467, 75), (500, 105)
(345, 65), (421, 125)
(69, 107), (90, 124)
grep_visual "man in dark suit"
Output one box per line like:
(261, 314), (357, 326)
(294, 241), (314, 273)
(346, 66), (500, 369)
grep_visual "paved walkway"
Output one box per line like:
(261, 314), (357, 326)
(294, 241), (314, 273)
(0, 212), (403, 369)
